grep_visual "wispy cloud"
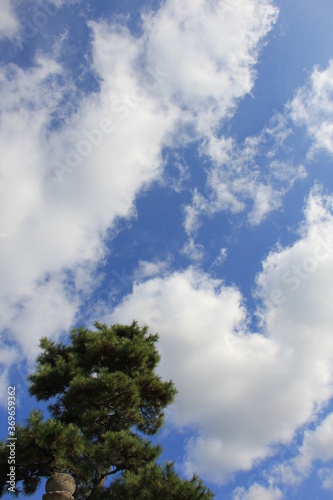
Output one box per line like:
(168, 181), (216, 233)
(239, 405), (333, 495)
(232, 482), (283, 500)
(183, 115), (306, 242)
(246, 410), (333, 496)
(181, 56), (333, 248)
(290, 59), (333, 157)
(318, 467), (333, 492)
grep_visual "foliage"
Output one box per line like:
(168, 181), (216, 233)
(0, 321), (214, 499)
(105, 461), (215, 499)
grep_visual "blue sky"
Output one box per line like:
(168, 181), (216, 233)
(1, 0), (333, 498)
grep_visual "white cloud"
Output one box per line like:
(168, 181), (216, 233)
(183, 121), (306, 236)
(0, 0), (19, 39)
(268, 411), (333, 488)
(210, 247), (228, 269)
(290, 59), (333, 157)
(1, 8), (332, 493)
(161, 155), (191, 193)
(134, 259), (171, 280)
(0, 0), (280, 381)
(180, 237), (205, 261)
(0, 22), (177, 382)
(0, 344), (21, 405)
(232, 483), (283, 500)
(142, 0), (278, 137)
(318, 467), (333, 491)
(1, 10), (332, 494)
(105, 186), (333, 485)
(296, 412), (333, 470)
(107, 266), (278, 483)
(182, 60), (333, 241)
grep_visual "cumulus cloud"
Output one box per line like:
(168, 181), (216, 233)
(142, 0), (278, 137)
(0, 22), (176, 373)
(0, 0), (279, 380)
(105, 186), (333, 484)
(2, 4), (333, 492)
(290, 59), (333, 157)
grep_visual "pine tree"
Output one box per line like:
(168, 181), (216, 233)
(0, 321), (215, 499)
